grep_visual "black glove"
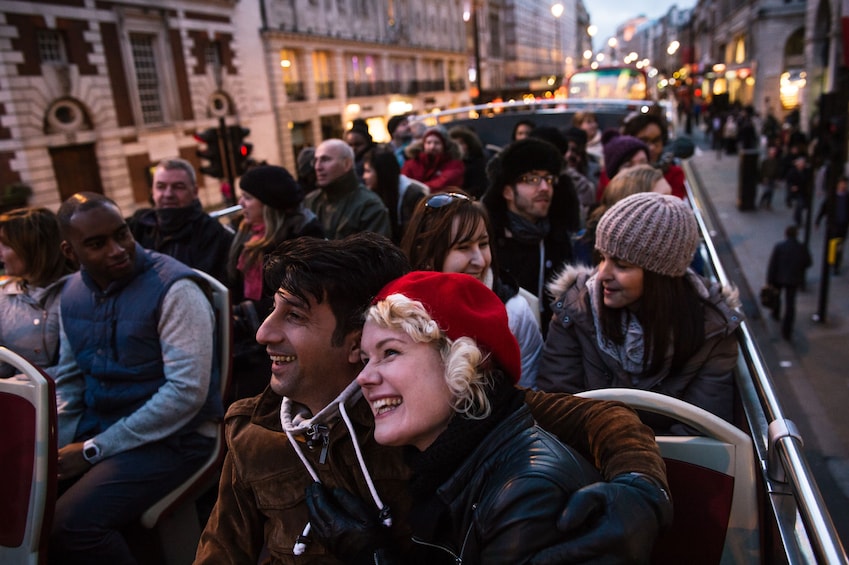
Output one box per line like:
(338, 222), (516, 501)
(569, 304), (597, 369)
(304, 482), (392, 564)
(530, 473), (672, 565)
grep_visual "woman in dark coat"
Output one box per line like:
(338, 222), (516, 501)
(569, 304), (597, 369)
(227, 165), (324, 399)
(539, 193), (742, 435)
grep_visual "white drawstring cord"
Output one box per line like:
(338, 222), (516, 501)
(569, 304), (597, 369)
(282, 403), (320, 556)
(339, 400), (392, 527)
(280, 384), (391, 556)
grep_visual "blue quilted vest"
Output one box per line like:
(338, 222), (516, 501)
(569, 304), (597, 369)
(62, 244), (223, 438)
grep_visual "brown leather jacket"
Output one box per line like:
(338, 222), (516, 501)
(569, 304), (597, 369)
(195, 387), (665, 564)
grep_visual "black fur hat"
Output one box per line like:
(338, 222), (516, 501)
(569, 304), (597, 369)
(498, 137), (563, 184)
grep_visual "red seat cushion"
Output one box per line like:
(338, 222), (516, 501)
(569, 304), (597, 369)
(652, 458), (735, 565)
(0, 392), (36, 547)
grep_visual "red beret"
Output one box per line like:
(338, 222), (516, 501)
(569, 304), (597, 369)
(374, 271), (521, 384)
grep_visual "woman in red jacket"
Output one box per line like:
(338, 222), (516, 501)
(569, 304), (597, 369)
(401, 126), (465, 194)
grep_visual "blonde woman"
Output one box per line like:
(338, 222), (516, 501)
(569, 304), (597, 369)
(307, 271), (600, 563)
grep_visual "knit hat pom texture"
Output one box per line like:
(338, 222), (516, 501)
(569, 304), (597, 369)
(595, 192), (699, 277)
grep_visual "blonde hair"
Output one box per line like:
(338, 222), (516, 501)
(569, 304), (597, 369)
(367, 293), (493, 419)
(589, 164), (662, 226)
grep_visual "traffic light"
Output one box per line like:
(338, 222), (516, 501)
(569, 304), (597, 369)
(229, 126), (254, 176)
(195, 128), (225, 178)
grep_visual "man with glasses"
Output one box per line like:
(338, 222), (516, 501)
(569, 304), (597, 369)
(305, 138), (391, 240)
(483, 137), (576, 335)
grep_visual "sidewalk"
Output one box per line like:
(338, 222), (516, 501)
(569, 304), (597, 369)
(684, 133), (849, 539)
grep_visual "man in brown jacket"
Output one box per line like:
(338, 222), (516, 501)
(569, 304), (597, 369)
(195, 233), (670, 564)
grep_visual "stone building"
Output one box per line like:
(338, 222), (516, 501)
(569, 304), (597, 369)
(0, 0), (250, 211)
(1, 0), (590, 211)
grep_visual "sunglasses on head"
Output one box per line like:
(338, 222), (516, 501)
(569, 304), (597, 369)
(425, 192), (472, 209)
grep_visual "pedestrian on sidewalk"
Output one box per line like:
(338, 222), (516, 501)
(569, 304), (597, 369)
(815, 175), (849, 274)
(767, 225), (813, 341)
(758, 145), (782, 210)
(785, 155), (810, 227)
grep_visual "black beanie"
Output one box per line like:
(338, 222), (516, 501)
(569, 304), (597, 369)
(239, 165), (304, 211)
(499, 138), (563, 184)
(564, 126), (588, 146)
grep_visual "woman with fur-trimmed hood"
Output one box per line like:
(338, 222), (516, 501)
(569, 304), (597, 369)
(537, 193), (743, 435)
(401, 126), (465, 194)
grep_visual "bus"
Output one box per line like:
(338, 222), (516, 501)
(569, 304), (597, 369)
(566, 66), (650, 101)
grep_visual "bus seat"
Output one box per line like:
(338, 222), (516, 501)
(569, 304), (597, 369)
(138, 270), (232, 565)
(0, 347), (57, 565)
(576, 388), (759, 565)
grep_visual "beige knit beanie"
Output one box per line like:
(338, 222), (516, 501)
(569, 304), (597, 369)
(595, 192), (699, 277)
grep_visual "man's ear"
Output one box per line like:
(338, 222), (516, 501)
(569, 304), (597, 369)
(60, 240), (77, 263)
(346, 329), (363, 365)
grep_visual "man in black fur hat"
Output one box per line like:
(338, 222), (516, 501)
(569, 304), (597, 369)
(483, 137), (576, 335)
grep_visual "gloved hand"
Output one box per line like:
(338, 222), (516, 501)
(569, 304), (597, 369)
(530, 473), (672, 565)
(304, 482), (391, 563)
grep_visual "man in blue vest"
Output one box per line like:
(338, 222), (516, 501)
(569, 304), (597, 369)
(50, 192), (223, 563)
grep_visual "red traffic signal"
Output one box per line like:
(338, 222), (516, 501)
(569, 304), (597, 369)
(228, 126), (254, 176)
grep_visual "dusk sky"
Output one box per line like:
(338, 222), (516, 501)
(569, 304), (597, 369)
(587, 0), (697, 48)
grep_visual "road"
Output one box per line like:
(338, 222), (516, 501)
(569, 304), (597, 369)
(683, 128), (849, 544)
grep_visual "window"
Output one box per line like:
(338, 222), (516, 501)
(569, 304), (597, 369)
(130, 33), (164, 124)
(280, 49), (306, 101)
(37, 29), (67, 64)
(206, 41), (223, 85)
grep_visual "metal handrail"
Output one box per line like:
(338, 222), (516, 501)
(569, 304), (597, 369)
(684, 160), (848, 564)
(209, 204), (242, 219)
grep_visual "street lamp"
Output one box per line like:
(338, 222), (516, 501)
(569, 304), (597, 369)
(551, 3), (564, 79)
(607, 37), (618, 63)
(464, 2), (483, 104)
(587, 25), (598, 55)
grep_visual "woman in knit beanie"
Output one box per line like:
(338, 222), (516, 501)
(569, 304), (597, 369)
(538, 192), (743, 434)
(328, 271), (599, 562)
(226, 164), (325, 399)
(595, 133), (650, 201)
(573, 164), (672, 266)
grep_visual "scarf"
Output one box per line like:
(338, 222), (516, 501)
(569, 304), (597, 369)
(405, 374), (524, 502)
(505, 211), (550, 246)
(586, 274), (647, 378)
(154, 199), (205, 238)
(237, 222), (266, 301)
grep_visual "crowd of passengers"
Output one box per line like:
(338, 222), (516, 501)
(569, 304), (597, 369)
(0, 104), (743, 564)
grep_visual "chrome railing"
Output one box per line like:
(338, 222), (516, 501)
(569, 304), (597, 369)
(209, 204), (243, 219)
(684, 160), (848, 564)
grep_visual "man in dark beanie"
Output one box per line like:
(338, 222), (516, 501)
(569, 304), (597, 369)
(483, 137), (576, 335)
(387, 114), (413, 165)
(128, 158), (234, 283)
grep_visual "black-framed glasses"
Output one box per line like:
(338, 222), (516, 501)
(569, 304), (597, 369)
(425, 192), (471, 209)
(517, 173), (557, 187)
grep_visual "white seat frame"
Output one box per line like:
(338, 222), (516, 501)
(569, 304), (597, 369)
(0, 346), (56, 565)
(138, 269), (232, 565)
(576, 388), (760, 564)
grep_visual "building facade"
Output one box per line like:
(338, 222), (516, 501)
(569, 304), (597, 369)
(1, 0), (595, 211)
(0, 0), (250, 211)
